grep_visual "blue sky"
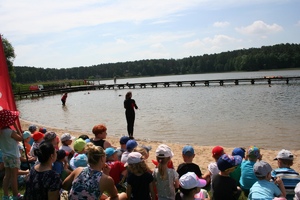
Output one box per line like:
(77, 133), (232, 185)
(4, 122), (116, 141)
(1, 0), (299, 69)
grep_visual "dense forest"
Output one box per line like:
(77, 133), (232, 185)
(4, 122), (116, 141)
(14, 43), (300, 83)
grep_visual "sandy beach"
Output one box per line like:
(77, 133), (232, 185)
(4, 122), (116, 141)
(20, 119), (300, 173)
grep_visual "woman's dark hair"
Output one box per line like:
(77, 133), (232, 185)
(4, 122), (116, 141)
(34, 141), (55, 163)
(125, 91), (132, 100)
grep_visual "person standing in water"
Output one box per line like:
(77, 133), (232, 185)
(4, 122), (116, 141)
(61, 93), (68, 106)
(124, 91), (138, 139)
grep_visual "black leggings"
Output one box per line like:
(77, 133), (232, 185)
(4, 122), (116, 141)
(125, 111), (135, 137)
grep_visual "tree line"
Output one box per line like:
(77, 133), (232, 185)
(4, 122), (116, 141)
(13, 43), (300, 84)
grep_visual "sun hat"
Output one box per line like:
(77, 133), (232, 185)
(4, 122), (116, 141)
(74, 154), (88, 167)
(105, 147), (117, 158)
(126, 139), (138, 150)
(120, 136), (130, 145)
(232, 147), (246, 158)
(274, 149), (294, 160)
(217, 154), (242, 171)
(0, 109), (19, 128)
(247, 146), (260, 159)
(22, 131), (31, 139)
(156, 144), (174, 158)
(61, 133), (76, 142)
(125, 152), (143, 166)
(44, 131), (57, 142)
(28, 125), (37, 133)
(39, 127), (47, 134)
(73, 138), (86, 152)
(32, 132), (44, 141)
(179, 172), (206, 189)
(212, 146), (224, 157)
(56, 149), (66, 160)
(182, 145), (195, 156)
(253, 161), (272, 177)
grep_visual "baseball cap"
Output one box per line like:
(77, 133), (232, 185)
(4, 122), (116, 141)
(105, 147), (117, 158)
(28, 125), (37, 133)
(141, 145), (152, 152)
(44, 131), (57, 142)
(23, 131), (31, 139)
(61, 133), (76, 142)
(212, 146), (224, 157)
(0, 109), (19, 129)
(74, 154), (88, 167)
(32, 132), (44, 141)
(182, 145), (195, 156)
(179, 172), (206, 189)
(274, 149), (294, 160)
(247, 146), (261, 159)
(253, 161), (272, 177)
(125, 152), (143, 166)
(57, 149), (66, 160)
(73, 138), (86, 152)
(126, 139), (138, 150)
(39, 127), (47, 134)
(156, 144), (174, 158)
(232, 147), (246, 158)
(217, 154), (242, 171)
(120, 136), (130, 145)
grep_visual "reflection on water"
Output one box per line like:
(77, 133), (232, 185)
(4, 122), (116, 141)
(16, 70), (300, 150)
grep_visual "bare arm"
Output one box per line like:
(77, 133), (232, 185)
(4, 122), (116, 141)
(126, 184), (132, 200)
(11, 130), (23, 141)
(275, 177), (286, 197)
(149, 181), (156, 200)
(62, 168), (82, 191)
(99, 174), (119, 200)
(103, 141), (112, 149)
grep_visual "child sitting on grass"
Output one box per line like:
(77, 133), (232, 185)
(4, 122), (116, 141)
(69, 138), (87, 170)
(59, 133), (75, 160)
(52, 149), (71, 181)
(248, 161), (286, 199)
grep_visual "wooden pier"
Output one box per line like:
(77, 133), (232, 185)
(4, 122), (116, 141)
(14, 76), (300, 99)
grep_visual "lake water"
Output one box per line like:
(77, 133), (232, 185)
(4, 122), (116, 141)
(16, 70), (300, 150)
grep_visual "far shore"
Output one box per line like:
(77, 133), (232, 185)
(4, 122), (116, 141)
(20, 119), (300, 173)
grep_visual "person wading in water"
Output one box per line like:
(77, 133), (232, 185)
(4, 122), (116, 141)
(124, 92), (138, 139)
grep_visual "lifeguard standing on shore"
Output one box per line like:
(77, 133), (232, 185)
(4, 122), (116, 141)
(61, 93), (68, 106)
(124, 92), (138, 139)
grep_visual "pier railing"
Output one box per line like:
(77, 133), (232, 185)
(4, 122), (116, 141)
(14, 76), (300, 99)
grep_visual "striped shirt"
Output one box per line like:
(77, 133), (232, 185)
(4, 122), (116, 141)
(271, 167), (300, 199)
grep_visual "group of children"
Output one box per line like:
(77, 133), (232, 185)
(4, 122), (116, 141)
(1, 107), (300, 200)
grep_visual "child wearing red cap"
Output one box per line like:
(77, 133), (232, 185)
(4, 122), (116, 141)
(202, 146), (225, 189)
(0, 109), (23, 200)
(29, 132), (44, 159)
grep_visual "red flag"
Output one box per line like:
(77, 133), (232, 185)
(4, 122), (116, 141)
(0, 35), (22, 131)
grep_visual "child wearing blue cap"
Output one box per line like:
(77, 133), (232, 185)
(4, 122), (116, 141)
(229, 147), (245, 185)
(212, 154), (242, 200)
(105, 147), (127, 188)
(177, 145), (203, 179)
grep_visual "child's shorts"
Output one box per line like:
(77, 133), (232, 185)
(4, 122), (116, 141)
(3, 155), (20, 168)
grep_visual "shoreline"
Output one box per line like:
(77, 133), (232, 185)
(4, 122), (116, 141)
(19, 119), (300, 173)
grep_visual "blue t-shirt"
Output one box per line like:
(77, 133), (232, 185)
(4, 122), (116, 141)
(240, 160), (258, 190)
(248, 180), (281, 200)
(52, 161), (64, 174)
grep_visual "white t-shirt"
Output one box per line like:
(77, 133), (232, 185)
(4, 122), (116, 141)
(0, 128), (20, 158)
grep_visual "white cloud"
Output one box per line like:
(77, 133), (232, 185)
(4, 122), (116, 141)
(213, 21), (230, 28)
(236, 20), (283, 37)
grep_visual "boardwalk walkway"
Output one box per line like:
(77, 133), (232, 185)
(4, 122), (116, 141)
(15, 76), (300, 99)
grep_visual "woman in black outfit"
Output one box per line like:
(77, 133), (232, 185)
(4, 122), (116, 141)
(124, 91), (138, 139)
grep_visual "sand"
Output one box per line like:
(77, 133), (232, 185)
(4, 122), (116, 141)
(20, 119), (300, 173)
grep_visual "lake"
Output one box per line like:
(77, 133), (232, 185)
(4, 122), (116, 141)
(16, 70), (300, 150)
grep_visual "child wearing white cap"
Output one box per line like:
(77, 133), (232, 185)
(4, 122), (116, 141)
(271, 149), (300, 200)
(153, 144), (179, 200)
(125, 152), (155, 200)
(59, 133), (76, 160)
(177, 172), (208, 200)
